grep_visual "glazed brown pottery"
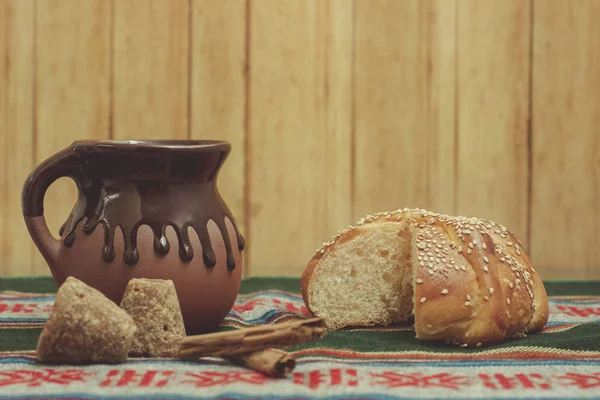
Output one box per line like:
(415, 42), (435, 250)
(22, 140), (245, 334)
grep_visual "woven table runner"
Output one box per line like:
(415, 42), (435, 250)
(0, 277), (599, 399)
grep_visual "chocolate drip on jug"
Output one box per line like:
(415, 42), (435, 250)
(56, 141), (245, 269)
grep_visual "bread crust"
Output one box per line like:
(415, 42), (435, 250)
(301, 208), (549, 348)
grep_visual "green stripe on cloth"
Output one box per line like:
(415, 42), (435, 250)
(1, 276), (599, 355)
(0, 329), (42, 352)
(4, 325), (600, 355)
(287, 323), (600, 354)
(0, 276), (57, 293)
(2, 276), (599, 296)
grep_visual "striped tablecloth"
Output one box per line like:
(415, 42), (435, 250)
(0, 277), (599, 399)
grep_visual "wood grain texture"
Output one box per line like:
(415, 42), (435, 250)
(112, 0), (189, 140)
(531, 0), (600, 276)
(189, 0), (247, 273)
(34, 0), (111, 275)
(0, 0), (35, 276)
(353, 0), (456, 219)
(1, 0), (600, 279)
(456, 0), (531, 245)
(248, 0), (353, 276)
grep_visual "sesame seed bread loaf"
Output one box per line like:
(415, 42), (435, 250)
(300, 208), (549, 348)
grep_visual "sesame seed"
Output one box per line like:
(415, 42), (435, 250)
(442, 289), (449, 295)
(516, 248), (521, 256)
(419, 261), (425, 267)
(468, 242), (474, 249)
(428, 269), (434, 275)
(433, 239), (437, 243)
(484, 296), (489, 301)
(461, 343), (468, 348)
(473, 240), (478, 246)
(476, 342), (482, 348)
(506, 310), (510, 317)
(467, 249), (472, 255)
(483, 266), (489, 272)
(507, 242), (513, 246)
(466, 332), (471, 338)
(458, 246), (463, 253)
(427, 324), (433, 329)
(482, 243), (487, 250)
(483, 256), (489, 263)
(454, 265), (459, 270)
(418, 256), (422, 261)
(434, 266), (439, 272)
(420, 297), (427, 303)
(461, 265), (466, 271)
(489, 288), (495, 294)
(416, 278), (423, 284)
(465, 301), (471, 307)
(509, 282), (514, 289)
(507, 298), (511, 304)
(429, 257), (434, 261)
(500, 257), (505, 263)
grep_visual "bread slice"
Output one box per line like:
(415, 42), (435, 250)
(301, 220), (415, 330)
(301, 208), (549, 347)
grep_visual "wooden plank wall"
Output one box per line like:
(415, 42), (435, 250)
(0, 0), (598, 280)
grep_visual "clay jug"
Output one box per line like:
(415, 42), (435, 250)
(22, 140), (245, 334)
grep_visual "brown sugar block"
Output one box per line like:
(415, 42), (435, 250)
(119, 278), (186, 357)
(37, 277), (136, 364)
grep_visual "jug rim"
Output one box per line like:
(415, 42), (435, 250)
(72, 139), (230, 151)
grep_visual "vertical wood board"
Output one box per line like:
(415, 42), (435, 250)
(531, 0), (600, 274)
(35, 0), (111, 274)
(455, 0), (531, 245)
(189, 0), (248, 273)
(112, 0), (189, 140)
(248, 0), (353, 275)
(0, 0), (35, 275)
(353, 0), (457, 220)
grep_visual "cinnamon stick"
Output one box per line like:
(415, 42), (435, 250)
(177, 318), (326, 377)
(178, 317), (326, 359)
(226, 349), (296, 378)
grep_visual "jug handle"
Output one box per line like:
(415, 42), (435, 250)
(22, 146), (81, 262)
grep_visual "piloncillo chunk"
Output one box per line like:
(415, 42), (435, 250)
(119, 278), (186, 357)
(36, 277), (137, 364)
